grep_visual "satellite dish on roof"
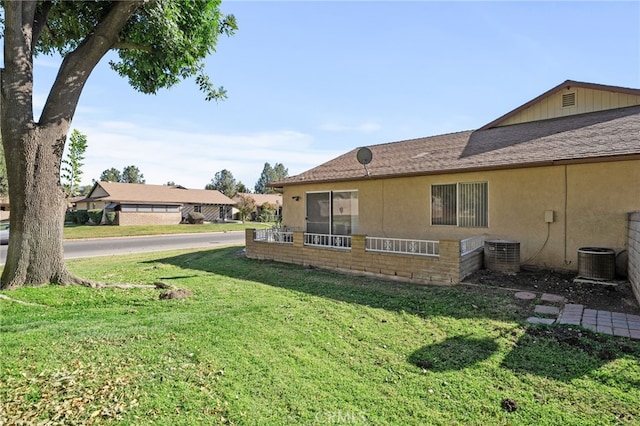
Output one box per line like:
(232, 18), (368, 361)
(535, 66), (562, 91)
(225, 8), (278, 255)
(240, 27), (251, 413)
(356, 147), (372, 176)
(356, 147), (372, 165)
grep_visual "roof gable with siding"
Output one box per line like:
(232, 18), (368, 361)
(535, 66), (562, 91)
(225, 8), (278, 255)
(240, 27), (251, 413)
(481, 80), (640, 129)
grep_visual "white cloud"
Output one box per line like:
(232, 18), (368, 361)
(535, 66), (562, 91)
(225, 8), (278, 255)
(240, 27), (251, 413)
(70, 120), (341, 189)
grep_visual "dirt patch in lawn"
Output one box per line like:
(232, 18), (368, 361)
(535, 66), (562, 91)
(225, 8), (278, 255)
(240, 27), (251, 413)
(463, 268), (640, 315)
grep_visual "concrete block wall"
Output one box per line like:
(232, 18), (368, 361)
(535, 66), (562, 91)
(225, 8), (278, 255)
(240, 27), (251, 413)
(245, 230), (480, 286)
(460, 248), (484, 280)
(628, 212), (640, 306)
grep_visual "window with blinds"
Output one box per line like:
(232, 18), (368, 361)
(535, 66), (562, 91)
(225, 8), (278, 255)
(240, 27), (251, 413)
(431, 182), (488, 227)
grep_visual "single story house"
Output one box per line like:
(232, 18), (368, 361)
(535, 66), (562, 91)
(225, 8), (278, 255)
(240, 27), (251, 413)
(80, 181), (236, 225)
(232, 193), (283, 221)
(245, 80), (640, 302)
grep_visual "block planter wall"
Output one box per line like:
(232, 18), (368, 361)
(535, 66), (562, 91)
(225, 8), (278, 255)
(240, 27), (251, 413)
(245, 229), (483, 286)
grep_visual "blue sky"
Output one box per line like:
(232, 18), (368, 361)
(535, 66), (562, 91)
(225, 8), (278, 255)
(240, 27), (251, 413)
(26, 1), (640, 189)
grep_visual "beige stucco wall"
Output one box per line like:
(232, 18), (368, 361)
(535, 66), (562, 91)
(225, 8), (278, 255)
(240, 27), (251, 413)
(282, 159), (640, 272)
(76, 200), (108, 211)
(116, 211), (182, 226)
(500, 87), (640, 126)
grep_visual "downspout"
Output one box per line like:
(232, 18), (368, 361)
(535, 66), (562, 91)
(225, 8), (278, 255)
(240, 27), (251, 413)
(563, 164), (571, 266)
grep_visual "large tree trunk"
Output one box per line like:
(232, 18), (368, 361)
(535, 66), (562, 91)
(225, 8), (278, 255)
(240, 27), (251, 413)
(1, 125), (72, 289)
(0, 1), (143, 289)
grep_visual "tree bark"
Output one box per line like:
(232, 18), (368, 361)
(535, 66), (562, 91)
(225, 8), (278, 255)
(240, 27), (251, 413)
(1, 125), (70, 289)
(1, 1), (144, 289)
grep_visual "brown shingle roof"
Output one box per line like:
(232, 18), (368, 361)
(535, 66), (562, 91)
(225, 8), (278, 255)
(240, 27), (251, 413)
(88, 182), (236, 205)
(276, 105), (640, 186)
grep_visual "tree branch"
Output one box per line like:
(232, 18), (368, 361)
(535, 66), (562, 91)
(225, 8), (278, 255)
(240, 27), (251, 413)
(32, 1), (53, 50)
(2, 1), (38, 130)
(39, 1), (145, 126)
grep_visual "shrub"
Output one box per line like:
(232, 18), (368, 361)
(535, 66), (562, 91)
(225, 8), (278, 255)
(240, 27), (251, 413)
(75, 210), (90, 225)
(88, 209), (103, 225)
(105, 211), (116, 225)
(258, 202), (277, 223)
(65, 211), (77, 224)
(187, 211), (205, 224)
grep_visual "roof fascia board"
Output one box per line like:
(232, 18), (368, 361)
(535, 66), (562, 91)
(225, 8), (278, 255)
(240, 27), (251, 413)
(276, 154), (640, 187)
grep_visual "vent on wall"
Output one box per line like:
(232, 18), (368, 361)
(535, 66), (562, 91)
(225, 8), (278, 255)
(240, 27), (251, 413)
(562, 92), (576, 108)
(484, 240), (520, 273)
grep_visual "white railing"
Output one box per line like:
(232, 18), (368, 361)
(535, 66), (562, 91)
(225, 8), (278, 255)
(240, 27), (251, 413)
(304, 233), (352, 249)
(460, 234), (485, 256)
(253, 228), (294, 244)
(365, 237), (439, 257)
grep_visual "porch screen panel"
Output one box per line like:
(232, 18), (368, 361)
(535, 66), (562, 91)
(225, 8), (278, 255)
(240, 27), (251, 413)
(458, 182), (488, 227)
(431, 184), (456, 225)
(306, 192), (330, 234)
(332, 191), (358, 235)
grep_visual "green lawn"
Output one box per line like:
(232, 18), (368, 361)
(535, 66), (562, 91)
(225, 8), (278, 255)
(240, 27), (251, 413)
(63, 222), (272, 239)
(1, 247), (638, 425)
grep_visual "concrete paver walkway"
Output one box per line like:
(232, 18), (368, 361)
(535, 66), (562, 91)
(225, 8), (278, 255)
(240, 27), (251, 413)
(518, 292), (640, 340)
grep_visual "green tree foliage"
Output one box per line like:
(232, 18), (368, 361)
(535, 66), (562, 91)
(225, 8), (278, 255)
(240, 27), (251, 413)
(121, 165), (145, 184)
(258, 202), (277, 223)
(60, 129), (88, 197)
(98, 166), (145, 183)
(79, 185), (94, 196)
(206, 169), (237, 197)
(235, 193), (256, 223)
(0, 1), (236, 289)
(99, 168), (122, 183)
(236, 181), (249, 194)
(254, 162), (288, 194)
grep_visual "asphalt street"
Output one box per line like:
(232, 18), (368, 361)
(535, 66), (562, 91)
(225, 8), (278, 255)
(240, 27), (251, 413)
(0, 231), (246, 265)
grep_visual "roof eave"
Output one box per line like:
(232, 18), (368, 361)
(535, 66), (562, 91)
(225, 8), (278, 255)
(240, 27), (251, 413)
(275, 154), (640, 187)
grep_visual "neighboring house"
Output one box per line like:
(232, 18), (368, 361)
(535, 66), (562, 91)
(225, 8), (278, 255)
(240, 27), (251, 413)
(0, 195), (9, 221)
(82, 181), (236, 225)
(232, 193), (282, 221)
(246, 80), (640, 296)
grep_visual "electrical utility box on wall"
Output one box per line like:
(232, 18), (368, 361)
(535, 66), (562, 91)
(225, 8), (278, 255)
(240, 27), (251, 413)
(544, 210), (554, 223)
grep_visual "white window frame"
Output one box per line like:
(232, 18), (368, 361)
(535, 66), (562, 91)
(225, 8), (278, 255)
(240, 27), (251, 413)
(431, 181), (488, 228)
(305, 190), (359, 235)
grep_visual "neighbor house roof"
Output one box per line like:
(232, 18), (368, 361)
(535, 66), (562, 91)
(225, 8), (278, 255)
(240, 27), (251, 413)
(87, 182), (236, 205)
(274, 105), (640, 186)
(234, 193), (282, 206)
